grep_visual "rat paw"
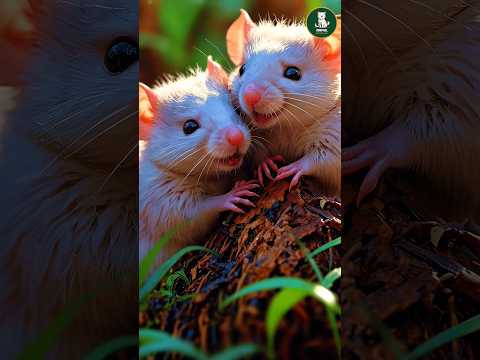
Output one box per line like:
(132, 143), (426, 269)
(233, 179), (259, 189)
(274, 158), (311, 192)
(217, 180), (260, 213)
(343, 123), (413, 206)
(256, 155), (285, 186)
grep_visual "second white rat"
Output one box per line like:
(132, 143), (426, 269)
(227, 10), (341, 194)
(139, 57), (258, 263)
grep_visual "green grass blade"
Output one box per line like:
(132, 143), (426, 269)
(309, 237), (341, 258)
(321, 267), (341, 289)
(139, 341), (207, 360)
(326, 307), (341, 358)
(219, 277), (316, 310)
(139, 328), (171, 344)
(139, 230), (174, 286)
(139, 245), (218, 302)
(403, 313), (480, 360)
(210, 344), (261, 360)
(220, 277), (340, 314)
(297, 240), (323, 282)
(139, 329), (207, 359)
(139, 330), (258, 360)
(266, 288), (309, 359)
(17, 294), (93, 360)
(84, 336), (138, 360)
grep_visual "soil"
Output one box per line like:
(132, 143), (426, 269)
(140, 172), (480, 360)
(342, 172), (480, 360)
(140, 178), (341, 359)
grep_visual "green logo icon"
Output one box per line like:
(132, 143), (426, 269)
(307, 7), (337, 38)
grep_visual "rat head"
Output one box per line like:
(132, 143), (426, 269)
(17, 0), (138, 166)
(228, 10), (341, 129)
(140, 57), (251, 177)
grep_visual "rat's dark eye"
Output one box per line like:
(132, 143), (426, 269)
(104, 37), (138, 74)
(284, 66), (301, 81)
(239, 64), (246, 76)
(183, 119), (200, 135)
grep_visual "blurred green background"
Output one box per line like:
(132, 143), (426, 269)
(139, 0), (341, 85)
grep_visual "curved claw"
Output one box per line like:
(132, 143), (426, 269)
(289, 170), (304, 191)
(274, 165), (297, 181)
(227, 204), (245, 214)
(356, 158), (388, 207)
(343, 123), (412, 205)
(257, 164), (264, 186)
(234, 179), (259, 188)
(342, 141), (369, 161)
(266, 158), (279, 172)
(262, 161), (274, 180)
(343, 153), (374, 176)
(256, 155), (285, 186)
(274, 159), (309, 191)
(233, 182), (260, 192)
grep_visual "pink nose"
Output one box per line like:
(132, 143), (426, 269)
(243, 84), (265, 109)
(226, 127), (245, 146)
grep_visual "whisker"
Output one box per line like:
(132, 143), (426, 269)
(283, 106), (307, 131)
(343, 8), (404, 71)
(179, 149), (212, 186)
(459, 0), (480, 14)
(358, 0), (435, 51)
(65, 110), (138, 158)
(405, 0), (472, 31)
(40, 98), (105, 133)
(38, 104), (133, 174)
(166, 146), (204, 170)
(282, 92), (333, 100)
(280, 96), (329, 110)
(251, 135), (272, 146)
(342, 21), (368, 68)
(203, 38), (234, 72)
(251, 139), (269, 154)
(197, 152), (216, 186)
(193, 46), (217, 67)
(97, 142), (137, 194)
(283, 101), (316, 120)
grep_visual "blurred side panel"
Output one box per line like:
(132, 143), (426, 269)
(342, 0), (480, 359)
(0, 0), (138, 358)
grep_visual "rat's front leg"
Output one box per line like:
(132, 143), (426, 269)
(274, 148), (340, 193)
(343, 121), (414, 205)
(205, 180), (259, 214)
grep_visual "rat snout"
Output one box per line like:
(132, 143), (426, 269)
(226, 126), (245, 146)
(243, 83), (266, 111)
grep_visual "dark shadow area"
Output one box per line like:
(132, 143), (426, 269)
(0, 1), (138, 358)
(342, 0), (480, 358)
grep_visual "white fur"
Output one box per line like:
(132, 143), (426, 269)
(229, 14), (341, 194)
(140, 68), (251, 263)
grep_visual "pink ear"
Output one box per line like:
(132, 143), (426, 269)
(226, 9), (255, 66)
(206, 56), (228, 85)
(139, 83), (158, 141)
(313, 18), (341, 60)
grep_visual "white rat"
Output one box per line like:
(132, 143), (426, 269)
(227, 10), (341, 194)
(139, 57), (258, 263)
(0, 0), (137, 357)
(342, 1), (480, 214)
